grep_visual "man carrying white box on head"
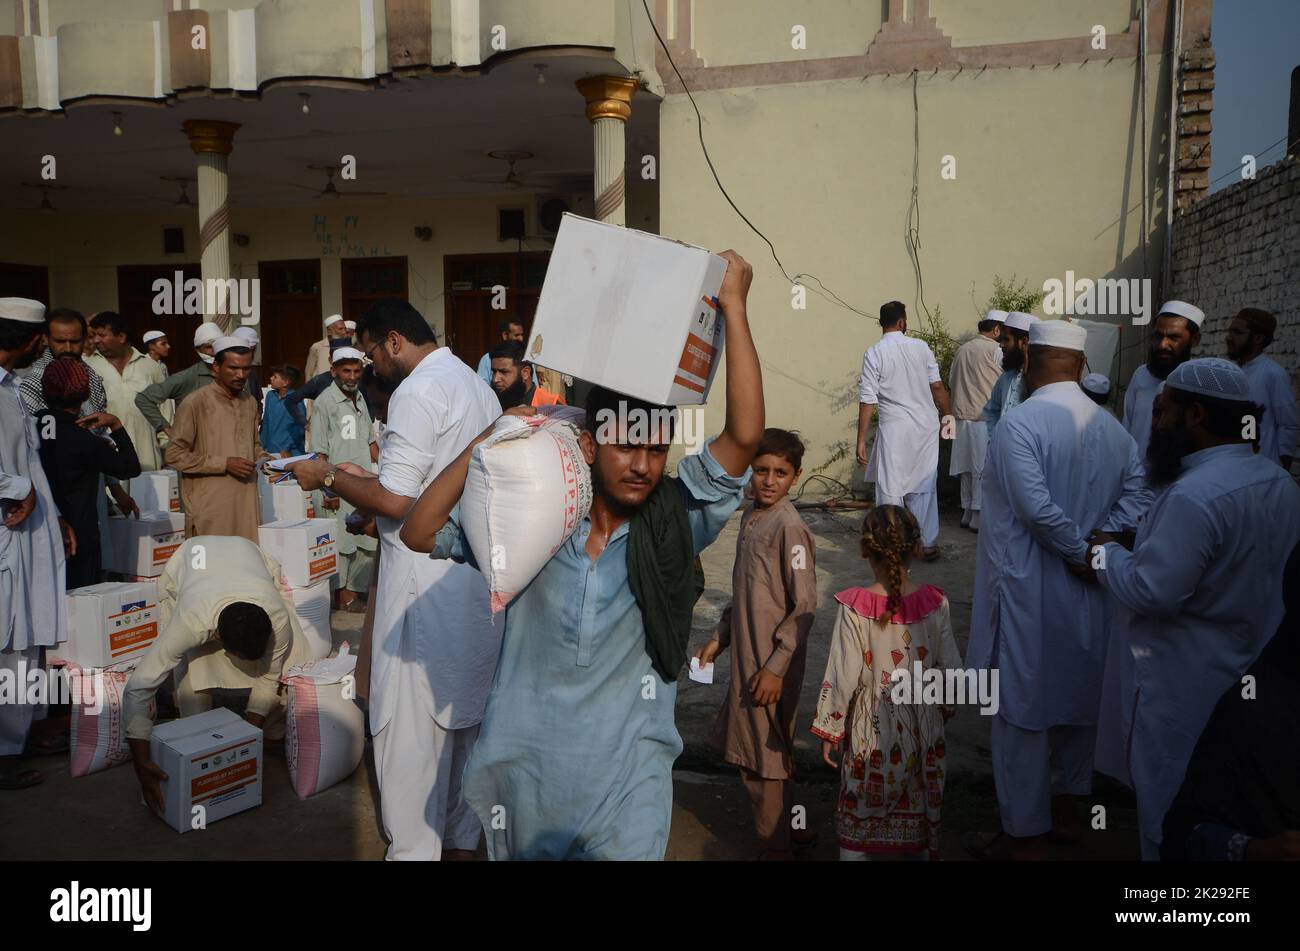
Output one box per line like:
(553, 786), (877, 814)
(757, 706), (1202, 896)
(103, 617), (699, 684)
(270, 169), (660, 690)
(123, 535), (310, 816)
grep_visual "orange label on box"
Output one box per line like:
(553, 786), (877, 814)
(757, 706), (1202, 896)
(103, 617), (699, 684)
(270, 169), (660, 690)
(308, 555), (336, 580)
(153, 543), (182, 566)
(110, 621), (158, 657)
(170, 499), (180, 512)
(677, 332), (717, 380)
(191, 759), (258, 800)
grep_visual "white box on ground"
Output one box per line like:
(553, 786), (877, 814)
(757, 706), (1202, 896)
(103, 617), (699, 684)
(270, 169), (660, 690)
(58, 581), (161, 669)
(150, 708), (262, 834)
(290, 579), (333, 661)
(259, 475), (316, 523)
(525, 213), (728, 406)
(259, 518), (338, 587)
(128, 469), (180, 514)
(103, 512), (186, 578)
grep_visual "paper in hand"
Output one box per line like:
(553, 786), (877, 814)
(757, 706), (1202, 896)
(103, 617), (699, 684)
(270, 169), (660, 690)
(688, 656), (715, 685)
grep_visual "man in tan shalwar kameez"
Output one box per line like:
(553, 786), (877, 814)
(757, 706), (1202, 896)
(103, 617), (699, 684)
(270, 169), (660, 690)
(164, 337), (262, 542)
(696, 430), (818, 859)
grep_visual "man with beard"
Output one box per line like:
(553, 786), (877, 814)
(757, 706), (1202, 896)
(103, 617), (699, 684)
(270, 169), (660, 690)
(488, 340), (565, 411)
(0, 299), (69, 790)
(303, 314), (353, 380)
(164, 338), (263, 541)
(1225, 307), (1297, 471)
(965, 319), (1150, 862)
(1090, 358), (1300, 860)
(308, 348), (378, 613)
(1122, 300), (1203, 460)
(981, 311), (1037, 436)
(948, 310), (1005, 531)
(477, 318), (525, 384)
(287, 299), (501, 861)
(19, 307), (137, 518)
(399, 251), (762, 860)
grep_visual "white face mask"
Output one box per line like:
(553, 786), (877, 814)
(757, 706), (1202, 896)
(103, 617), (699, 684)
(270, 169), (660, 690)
(199, 352), (214, 365)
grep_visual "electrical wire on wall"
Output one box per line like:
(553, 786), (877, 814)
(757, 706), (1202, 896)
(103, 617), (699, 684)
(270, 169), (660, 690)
(905, 70), (933, 323)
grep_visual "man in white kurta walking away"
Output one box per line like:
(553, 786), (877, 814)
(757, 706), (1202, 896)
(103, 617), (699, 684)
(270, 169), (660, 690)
(1091, 358), (1300, 861)
(0, 298), (69, 790)
(948, 310), (1005, 532)
(1225, 307), (1297, 471)
(965, 319), (1152, 861)
(1122, 300), (1202, 462)
(289, 299), (502, 861)
(856, 300), (952, 558)
(123, 535), (309, 814)
(980, 311), (1036, 437)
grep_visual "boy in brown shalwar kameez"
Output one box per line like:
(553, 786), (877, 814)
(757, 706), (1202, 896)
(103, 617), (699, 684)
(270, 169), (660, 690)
(695, 429), (818, 859)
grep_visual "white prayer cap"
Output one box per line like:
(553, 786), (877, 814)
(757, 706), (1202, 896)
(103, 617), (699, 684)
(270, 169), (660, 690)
(1004, 311), (1038, 333)
(1030, 319), (1088, 352)
(344, 320), (356, 332)
(1081, 373), (1111, 396)
(193, 322), (223, 348)
(1157, 300), (1205, 328)
(985, 309), (1008, 324)
(0, 297), (46, 323)
(324, 314), (343, 328)
(212, 336), (251, 355)
(232, 326), (259, 345)
(331, 346), (364, 365)
(1164, 357), (1251, 402)
(142, 330), (166, 344)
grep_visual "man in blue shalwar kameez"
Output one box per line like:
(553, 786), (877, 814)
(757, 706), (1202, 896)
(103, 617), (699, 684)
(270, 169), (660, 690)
(401, 250), (764, 859)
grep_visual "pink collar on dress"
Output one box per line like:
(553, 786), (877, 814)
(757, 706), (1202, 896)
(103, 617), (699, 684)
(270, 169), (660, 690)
(834, 584), (944, 623)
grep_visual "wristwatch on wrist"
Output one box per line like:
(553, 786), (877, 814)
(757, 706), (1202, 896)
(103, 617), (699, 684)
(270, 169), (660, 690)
(322, 466), (339, 491)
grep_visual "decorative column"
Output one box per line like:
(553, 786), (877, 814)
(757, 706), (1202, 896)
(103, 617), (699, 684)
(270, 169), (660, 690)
(182, 119), (240, 332)
(575, 76), (637, 225)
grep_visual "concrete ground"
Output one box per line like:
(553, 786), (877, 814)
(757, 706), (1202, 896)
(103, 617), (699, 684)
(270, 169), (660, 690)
(1, 505), (1141, 861)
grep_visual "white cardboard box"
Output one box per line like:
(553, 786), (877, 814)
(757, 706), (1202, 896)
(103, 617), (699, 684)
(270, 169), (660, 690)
(128, 470), (181, 514)
(259, 518), (338, 587)
(151, 708), (262, 834)
(525, 213), (728, 405)
(103, 512), (186, 578)
(290, 579), (333, 661)
(58, 581), (161, 669)
(259, 476), (316, 523)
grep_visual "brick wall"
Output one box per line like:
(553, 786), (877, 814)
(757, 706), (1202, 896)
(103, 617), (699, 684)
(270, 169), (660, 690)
(1170, 156), (1300, 390)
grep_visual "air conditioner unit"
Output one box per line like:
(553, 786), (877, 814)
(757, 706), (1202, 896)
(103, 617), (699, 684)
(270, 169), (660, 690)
(536, 193), (593, 236)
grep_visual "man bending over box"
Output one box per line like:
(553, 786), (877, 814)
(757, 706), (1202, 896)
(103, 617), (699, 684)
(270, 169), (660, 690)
(125, 535), (309, 815)
(399, 251), (763, 860)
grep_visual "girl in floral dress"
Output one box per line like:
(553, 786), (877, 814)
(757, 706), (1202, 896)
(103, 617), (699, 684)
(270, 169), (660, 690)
(811, 504), (963, 860)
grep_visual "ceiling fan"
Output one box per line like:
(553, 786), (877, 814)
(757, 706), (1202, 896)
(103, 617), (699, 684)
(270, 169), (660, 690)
(285, 164), (389, 200)
(459, 150), (588, 193)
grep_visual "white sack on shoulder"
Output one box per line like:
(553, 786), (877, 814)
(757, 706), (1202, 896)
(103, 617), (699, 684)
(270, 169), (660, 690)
(460, 407), (591, 612)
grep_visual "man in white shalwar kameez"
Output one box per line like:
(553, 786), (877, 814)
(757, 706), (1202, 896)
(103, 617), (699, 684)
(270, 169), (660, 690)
(1225, 307), (1298, 471)
(0, 298), (68, 790)
(289, 300), (502, 861)
(1092, 358), (1300, 860)
(981, 311), (1037, 437)
(948, 310), (1005, 531)
(1122, 300), (1202, 461)
(856, 301), (952, 555)
(965, 319), (1152, 861)
(124, 535), (310, 812)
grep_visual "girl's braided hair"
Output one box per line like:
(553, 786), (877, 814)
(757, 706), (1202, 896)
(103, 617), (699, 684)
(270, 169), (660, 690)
(859, 504), (922, 618)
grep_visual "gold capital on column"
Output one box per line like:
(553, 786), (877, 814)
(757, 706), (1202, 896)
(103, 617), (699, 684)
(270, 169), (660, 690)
(182, 119), (241, 155)
(575, 76), (638, 123)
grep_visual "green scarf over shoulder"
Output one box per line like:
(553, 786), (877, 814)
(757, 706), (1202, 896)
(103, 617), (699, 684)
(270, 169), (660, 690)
(627, 475), (705, 682)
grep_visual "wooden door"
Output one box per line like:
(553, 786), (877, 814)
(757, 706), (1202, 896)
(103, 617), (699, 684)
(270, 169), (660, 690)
(116, 264), (201, 374)
(0, 263), (50, 305)
(341, 257), (408, 329)
(257, 259), (322, 373)
(443, 251), (549, 364)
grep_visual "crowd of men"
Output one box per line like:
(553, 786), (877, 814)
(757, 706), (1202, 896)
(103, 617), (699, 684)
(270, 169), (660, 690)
(1, 276), (1297, 862)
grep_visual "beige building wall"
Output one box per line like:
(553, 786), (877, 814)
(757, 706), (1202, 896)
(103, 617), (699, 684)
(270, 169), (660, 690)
(0, 193), (559, 340)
